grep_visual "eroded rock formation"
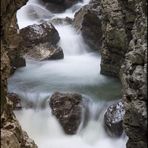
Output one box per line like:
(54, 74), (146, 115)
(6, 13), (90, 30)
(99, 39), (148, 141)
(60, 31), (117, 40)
(120, 1), (147, 147)
(1, 0), (37, 147)
(74, 0), (147, 147)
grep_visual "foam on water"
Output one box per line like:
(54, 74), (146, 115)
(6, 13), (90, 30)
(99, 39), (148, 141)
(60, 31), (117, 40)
(9, 0), (128, 147)
(14, 108), (127, 148)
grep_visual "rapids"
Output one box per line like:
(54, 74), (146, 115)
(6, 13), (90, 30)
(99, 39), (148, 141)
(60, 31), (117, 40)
(8, 0), (127, 147)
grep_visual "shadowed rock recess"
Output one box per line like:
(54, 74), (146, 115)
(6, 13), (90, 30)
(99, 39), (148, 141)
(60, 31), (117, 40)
(0, 0), (147, 148)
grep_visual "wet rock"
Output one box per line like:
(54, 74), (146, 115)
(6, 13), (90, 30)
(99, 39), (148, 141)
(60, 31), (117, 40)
(7, 93), (22, 110)
(104, 100), (125, 137)
(25, 43), (64, 60)
(73, 2), (102, 50)
(20, 22), (60, 48)
(49, 92), (83, 134)
(20, 22), (63, 61)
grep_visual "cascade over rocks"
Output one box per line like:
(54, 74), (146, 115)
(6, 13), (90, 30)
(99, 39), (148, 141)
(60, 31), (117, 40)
(104, 100), (125, 137)
(49, 92), (83, 135)
(20, 22), (64, 60)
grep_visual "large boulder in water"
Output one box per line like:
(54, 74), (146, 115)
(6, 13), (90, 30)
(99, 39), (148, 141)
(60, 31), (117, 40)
(49, 92), (83, 134)
(20, 22), (64, 60)
(104, 100), (125, 137)
(20, 22), (60, 47)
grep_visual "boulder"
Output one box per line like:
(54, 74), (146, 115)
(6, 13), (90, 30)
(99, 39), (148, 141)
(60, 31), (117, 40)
(20, 22), (64, 61)
(20, 22), (60, 48)
(49, 92), (83, 134)
(25, 43), (64, 60)
(73, 2), (102, 50)
(7, 93), (22, 110)
(104, 100), (125, 137)
(42, 0), (81, 13)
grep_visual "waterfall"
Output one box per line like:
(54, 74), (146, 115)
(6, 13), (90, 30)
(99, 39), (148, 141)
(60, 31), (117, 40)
(8, 0), (127, 147)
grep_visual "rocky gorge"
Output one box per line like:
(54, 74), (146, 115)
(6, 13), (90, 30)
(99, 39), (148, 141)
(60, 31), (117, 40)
(1, 0), (147, 148)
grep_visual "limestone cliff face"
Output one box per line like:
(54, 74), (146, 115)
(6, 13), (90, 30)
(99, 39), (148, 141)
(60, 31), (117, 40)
(100, 0), (128, 77)
(1, 0), (37, 147)
(100, 0), (147, 147)
(74, 0), (147, 147)
(120, 0), (147, 148)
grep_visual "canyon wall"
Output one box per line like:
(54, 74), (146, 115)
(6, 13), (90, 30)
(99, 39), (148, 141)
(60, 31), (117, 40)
(120, 0), (147, 147)
(0, 0), (147, 148)
(1, 0), (37, 147)
(100, 0), (147, 147)
(74, 0), (147, 147)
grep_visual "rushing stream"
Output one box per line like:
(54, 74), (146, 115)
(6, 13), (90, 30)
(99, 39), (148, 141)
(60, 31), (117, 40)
(8, 0), (127, 147)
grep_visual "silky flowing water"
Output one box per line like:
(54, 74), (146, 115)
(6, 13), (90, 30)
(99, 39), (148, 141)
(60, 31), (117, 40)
(8, 0), (127, 147)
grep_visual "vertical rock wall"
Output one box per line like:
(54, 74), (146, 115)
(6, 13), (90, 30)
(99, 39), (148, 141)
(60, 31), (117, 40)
(74, 0), (147, 147)
(100, 0), (147, 147)
(120, 0), (147, 148)
(1, 0), (37, 147)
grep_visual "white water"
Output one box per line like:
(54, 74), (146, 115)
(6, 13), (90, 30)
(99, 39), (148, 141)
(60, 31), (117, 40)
(9, 0), (127, 147)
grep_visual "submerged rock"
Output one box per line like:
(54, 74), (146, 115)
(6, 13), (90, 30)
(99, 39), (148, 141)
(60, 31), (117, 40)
(49, 92), (83, 134)
(104, 100), (125, 137)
